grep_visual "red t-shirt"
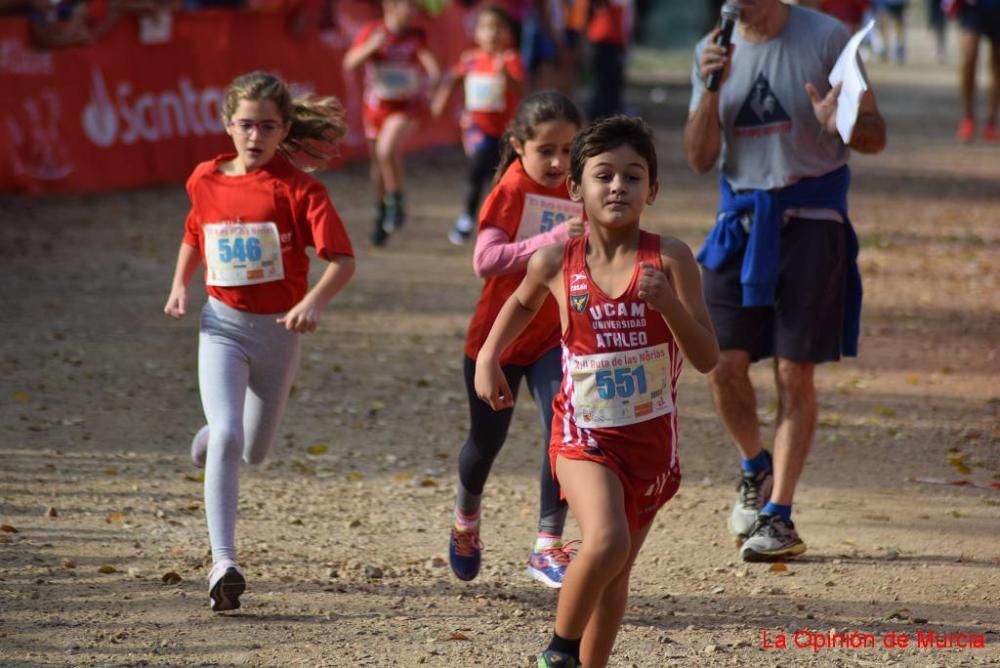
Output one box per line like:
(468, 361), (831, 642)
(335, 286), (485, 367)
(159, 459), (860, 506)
(464, 160), (573, 366)
(352, 20), (428, 111)
(453, 49), (524, 139)
(587, 0), (630, 45)
(820, 0), (870, 25)
(550, 232), (682, 529)
(182, 153), (354, 315)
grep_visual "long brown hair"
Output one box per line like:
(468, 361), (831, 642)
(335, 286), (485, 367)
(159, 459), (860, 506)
(221, 71), (347, 171)
(493, 90), (583, 185)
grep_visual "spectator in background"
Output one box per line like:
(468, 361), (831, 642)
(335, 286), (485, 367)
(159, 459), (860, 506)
(522, 0), (566, 90)
(586, 0), (632, 120)
(873, 0), (908, 63)
(28, 0), (120, 48)
(927, 0), (946, 62)
(953, 0), (1000, 143)
(685, 0), (886, 564)
(557, 0), (589, 93)
(247, 0), (329, 36)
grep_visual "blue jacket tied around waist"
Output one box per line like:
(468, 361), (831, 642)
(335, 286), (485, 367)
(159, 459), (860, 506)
(696, 165), (862, 357)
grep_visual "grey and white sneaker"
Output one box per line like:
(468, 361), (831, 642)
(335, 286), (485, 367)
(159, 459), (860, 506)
(208, 559), (246, 612)
(728, 469), (773, 539)
(740, 513), (807, 562)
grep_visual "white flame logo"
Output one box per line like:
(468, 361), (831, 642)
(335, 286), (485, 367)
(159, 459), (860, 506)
(82, 67), (118, 148)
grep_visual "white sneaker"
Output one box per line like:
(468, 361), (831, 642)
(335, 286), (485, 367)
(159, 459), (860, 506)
(191, 425), (209, 469)
(728, 469), (773, 539)
(740, 514), (807, 562)
(208, 559), (246, 612)
(448, 214), (473, 245)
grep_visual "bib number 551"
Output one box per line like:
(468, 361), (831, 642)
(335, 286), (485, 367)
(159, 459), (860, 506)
(595, 366), (648, 400)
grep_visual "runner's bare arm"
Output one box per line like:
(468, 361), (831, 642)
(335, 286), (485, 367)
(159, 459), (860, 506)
(684, 31), (728, 173)
(637, 238), (718, 373)
(343, 28), (386, 71)
(430, 70), (460, 118)
(805, 84), (887, 154)
(848, 90), (886, 154)
(277, 254), (355, 333)
(417, 48), (442, 87)
(474, 243), (564, 409)
(164, 242), (200, 319)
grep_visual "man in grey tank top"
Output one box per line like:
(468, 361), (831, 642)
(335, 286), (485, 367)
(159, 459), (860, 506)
(684, 0), (886, 562)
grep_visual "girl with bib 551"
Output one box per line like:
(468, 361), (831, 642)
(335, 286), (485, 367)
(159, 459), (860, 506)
(475, 116), (719, 667)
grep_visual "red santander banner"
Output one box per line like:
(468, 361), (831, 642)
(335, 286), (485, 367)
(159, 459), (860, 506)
(1, 3), (473, 194)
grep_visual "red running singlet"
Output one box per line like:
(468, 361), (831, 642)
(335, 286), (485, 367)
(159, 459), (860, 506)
(550, 231), (683, 530)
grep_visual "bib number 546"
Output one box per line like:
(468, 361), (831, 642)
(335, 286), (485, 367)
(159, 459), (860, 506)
(218, 237), (263, 263)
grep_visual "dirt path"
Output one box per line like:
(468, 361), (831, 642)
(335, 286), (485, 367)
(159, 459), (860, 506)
(1, 27), (998, 668)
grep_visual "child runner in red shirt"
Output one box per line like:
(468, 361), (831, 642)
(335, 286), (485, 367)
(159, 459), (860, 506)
(450, 90), (585, 589)
(344, 0), (440, 246)
(431, 3), (525, 245)
(474, 116), (719, 667)
(163, 71), (356, 613)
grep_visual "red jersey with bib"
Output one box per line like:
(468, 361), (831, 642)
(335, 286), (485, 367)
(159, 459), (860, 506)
(182, 153), (354, 314)
(550, 231), (683, 530)
(353, 20), (428, 139)
(464, 160), (582, 366)
(453, 49), (524, 139)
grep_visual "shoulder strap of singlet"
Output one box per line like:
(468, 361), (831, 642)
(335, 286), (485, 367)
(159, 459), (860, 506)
(638, 230), (663, 272)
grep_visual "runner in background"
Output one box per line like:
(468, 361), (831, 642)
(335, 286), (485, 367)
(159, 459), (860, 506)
(432, 4), (525, 245)
(343, 0), (440, 246)
(952, 0), (1000, 142)
(819, 0), (871, 31)
(585, 0), (632, 120)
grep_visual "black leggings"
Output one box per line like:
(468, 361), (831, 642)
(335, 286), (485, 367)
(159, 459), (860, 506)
(457, 348), (566, 526)
(464, 139), (502, 219)
(588, 41), (626, 121)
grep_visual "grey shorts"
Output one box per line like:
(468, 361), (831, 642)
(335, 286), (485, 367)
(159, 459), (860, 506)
(702, 218), (847, 364)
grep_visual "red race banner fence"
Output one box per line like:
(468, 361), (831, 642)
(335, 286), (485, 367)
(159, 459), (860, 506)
(1, 2), (473, 194)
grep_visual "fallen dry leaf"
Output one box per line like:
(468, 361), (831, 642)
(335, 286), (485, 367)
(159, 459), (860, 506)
(1, 525), (17, 533)
(97, 565), (117, 574)
(106, 512), (125, 524)
(307, 443), (328, 456)
(448, 632), (469, 641)
(161, 571), (182, 585)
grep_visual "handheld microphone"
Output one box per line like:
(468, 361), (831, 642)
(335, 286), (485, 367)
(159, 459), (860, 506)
(706, 3), (741, 92)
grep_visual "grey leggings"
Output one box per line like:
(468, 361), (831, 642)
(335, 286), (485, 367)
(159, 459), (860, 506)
(198, 297), (302, 563)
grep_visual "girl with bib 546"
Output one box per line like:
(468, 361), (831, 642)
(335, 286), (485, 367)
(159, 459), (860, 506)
(163, 71), (356, 613)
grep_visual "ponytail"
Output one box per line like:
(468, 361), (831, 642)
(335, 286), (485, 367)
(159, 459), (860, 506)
(221, 71), (347, 171)
(493, 90), (583, 185)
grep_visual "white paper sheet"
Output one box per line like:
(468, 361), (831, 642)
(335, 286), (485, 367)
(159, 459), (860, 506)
(828, 19), (876, 144)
